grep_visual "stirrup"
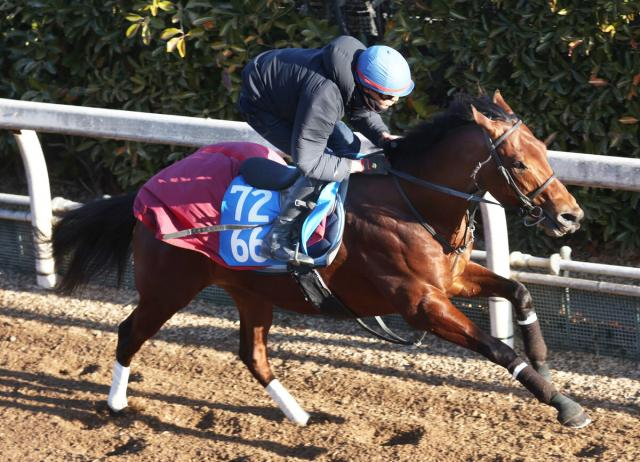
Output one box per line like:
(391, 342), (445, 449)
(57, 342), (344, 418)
(291, 242), (314, 266)
(294, 199), (316, 210)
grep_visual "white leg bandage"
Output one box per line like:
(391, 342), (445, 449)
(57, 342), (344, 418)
(512, 362), (528, 380)
(107, 360), (130, 412)
(517, 312), (538, 326)
(265, 379), (310, 426)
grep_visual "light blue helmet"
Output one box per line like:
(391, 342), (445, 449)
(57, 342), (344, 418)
(356, 45), (414, 97)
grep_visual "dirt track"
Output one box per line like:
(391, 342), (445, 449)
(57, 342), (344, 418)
(1, 270), (639, 461)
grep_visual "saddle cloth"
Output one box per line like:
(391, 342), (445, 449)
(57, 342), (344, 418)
(133, 142), (345, 271)
(218, 174), (346, 271)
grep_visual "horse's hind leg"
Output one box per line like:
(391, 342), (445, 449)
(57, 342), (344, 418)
(108, 224), (213, 411)
(108, 296), (191, 411)
(453, 261), (551, 381)
(231, 290), (310, 425)
(401, 286), (590, 428)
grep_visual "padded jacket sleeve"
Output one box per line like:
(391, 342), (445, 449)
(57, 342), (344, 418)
(291, 82), (354, 182)
(348, 106), (389, 147)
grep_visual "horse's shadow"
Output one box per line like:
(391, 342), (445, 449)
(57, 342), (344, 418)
(2, 303), (638, 420)
(0, 368), (330, 460)
(3, 293), (638, 382)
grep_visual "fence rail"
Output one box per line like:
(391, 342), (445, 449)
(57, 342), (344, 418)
(1, 98), (639, 347)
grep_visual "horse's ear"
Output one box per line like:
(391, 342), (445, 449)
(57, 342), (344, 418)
(471, 105), (496, 132)
(543, 131), (557, 147)
(492, 90), (514, 114)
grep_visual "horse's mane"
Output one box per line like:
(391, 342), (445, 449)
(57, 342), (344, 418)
(387, 93), (517, 160)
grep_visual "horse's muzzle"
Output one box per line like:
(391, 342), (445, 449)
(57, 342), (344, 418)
(542, 206), (584, 237)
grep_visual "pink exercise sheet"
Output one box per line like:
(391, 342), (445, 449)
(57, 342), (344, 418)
(133, 142), (287, 268)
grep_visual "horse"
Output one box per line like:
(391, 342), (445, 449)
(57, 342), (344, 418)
(51, 91), (590, 429)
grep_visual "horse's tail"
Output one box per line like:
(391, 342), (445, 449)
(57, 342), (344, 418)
(52, 192), (137, 294)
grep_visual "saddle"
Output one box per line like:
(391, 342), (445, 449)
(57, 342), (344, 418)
(235, 158), (424, 344)
(218, 157), (348, 272)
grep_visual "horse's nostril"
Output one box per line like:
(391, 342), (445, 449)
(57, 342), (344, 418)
(557, 209), (583, 230)
(560, 213), (578, 224)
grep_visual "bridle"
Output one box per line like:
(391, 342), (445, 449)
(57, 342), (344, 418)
(474, 119), (556, 227)
(386, 117), (557, 253)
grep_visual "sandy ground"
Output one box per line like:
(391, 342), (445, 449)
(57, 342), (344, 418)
(0, 270), (639, 462)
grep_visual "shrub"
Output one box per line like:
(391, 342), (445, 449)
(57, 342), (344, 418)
(1, 0), (638, 254)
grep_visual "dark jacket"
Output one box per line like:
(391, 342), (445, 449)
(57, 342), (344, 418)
(239, 36), (389, 181)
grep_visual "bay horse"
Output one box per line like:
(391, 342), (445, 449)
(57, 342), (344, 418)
(52, 91), (590, 428)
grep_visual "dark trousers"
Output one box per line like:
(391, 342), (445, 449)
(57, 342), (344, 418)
(239, 104), (358, 261)
(239, 105), (361, 160)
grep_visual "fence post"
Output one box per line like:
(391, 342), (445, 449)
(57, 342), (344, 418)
(14, 130), (56, 288)
(480, 194), (513, 346)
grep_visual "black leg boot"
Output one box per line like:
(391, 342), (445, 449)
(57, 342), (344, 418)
(260, 176), (321, 265)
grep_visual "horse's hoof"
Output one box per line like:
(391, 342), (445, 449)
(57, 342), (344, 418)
(533, 361), (552, 383)
(108, 406), (132, 417)
(107, 397), (128, 414)
(563, 412), (592, 429)
(551, 394), (592, 428)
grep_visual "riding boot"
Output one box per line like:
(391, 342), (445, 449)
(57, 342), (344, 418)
(260, 176), (320, 265)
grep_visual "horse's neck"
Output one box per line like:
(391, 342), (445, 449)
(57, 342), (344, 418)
(399, 125), (484, 188)
(391, 125), (486, 232)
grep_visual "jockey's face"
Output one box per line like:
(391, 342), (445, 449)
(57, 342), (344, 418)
(362, 86), (400, 111)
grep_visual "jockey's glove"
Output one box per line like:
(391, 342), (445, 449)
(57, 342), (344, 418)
(382, 137), (404, 156)
(359, 154), (391, 175)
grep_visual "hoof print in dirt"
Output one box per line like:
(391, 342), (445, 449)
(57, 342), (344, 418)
(195, 410), (215, 430)
(308, 411), (345, 425)
(288, 444), (327, 460)
(106, 437), (147, 457)
(79, 364), (100, 376)
(84, 418), (109, 430)
(382, 427), (425, 446)
(129, 371), (144, 383)
(575, 444), (608, 458)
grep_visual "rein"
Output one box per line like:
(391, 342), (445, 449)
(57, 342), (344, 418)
(320, 118), (558, 346)
(384, 166), (492, 255)
(383, 117), (557, 253)
(390, 174), (478, 255)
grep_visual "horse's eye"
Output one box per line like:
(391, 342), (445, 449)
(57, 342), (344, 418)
(513, 160), (527, 170)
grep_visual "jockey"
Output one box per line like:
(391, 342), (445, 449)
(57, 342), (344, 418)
(238, 35), (414, 265)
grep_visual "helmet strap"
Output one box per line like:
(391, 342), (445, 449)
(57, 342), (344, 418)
(357, 84), (385, 113)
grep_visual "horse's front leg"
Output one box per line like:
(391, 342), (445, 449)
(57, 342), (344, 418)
(399, 285), (590, 428)
(452, 261), (551, 381)
(231, 290), (310, 426)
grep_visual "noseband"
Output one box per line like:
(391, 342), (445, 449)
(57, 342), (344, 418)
(384, 117), (558, 254)
(476, 119), (556, 226)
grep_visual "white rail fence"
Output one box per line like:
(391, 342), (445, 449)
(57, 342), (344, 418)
(1, 98), (639, 346)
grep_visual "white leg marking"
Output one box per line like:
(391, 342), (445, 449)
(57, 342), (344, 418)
(517, 312), (538, 326)
(107, 360), (130, 411)
(512, 362), (528, 380)
(265, 379), (310, 426)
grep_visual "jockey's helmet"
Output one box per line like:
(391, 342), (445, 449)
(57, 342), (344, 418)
(355, 45), (414, 97)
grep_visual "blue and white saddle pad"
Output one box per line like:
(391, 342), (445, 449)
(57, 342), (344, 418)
(219, 174), (348, 271)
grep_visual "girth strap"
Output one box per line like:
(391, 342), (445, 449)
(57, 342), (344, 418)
(289, 265), (427, 346)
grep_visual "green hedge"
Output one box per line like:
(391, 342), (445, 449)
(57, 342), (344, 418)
(1, 0), (639, 254)
(382, 0), (640, 254)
